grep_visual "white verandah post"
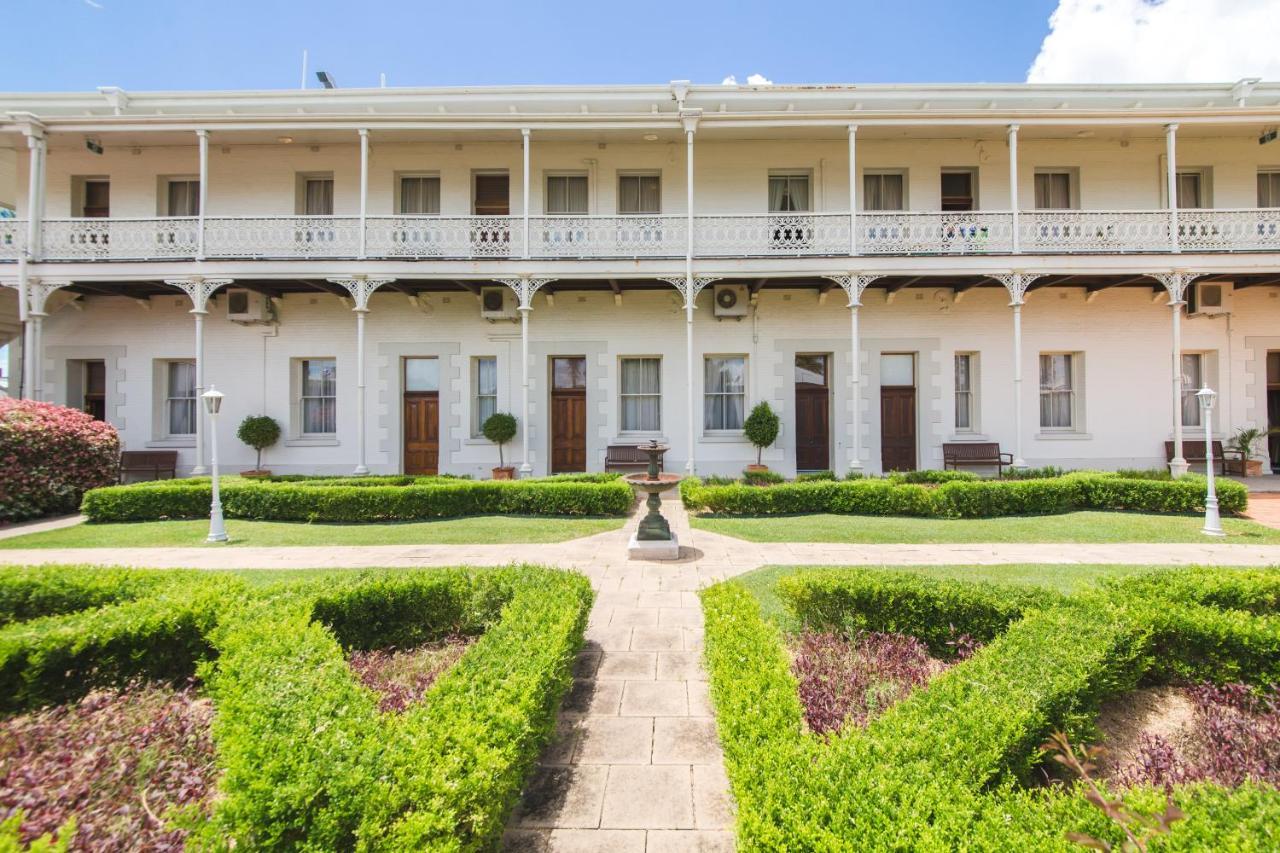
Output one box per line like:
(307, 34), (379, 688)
(825, 275), (884, 475)
(997, 272), (1041, 471)
(1153, 271), (1193, 476)
(1008, 124), (1020, 254)
(1166, 123), (1180, 254)
(847, 124), (858, 257)
(357, 129), (369, 260)
(21, 127), (47, 398)
(165, 278), (233, 476)
(196, 129), (208, 260)
(498, 277), (554, 476)
(330, 277), (394, 475)
(521, 129), (531, 259)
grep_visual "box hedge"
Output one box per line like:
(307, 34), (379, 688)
(0, 565), (180, 627)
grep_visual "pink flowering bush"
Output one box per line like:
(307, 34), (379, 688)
(0, 399), (120, 522)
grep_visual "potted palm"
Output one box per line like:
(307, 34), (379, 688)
(236, 415), (280, 478)
(1227, 426), (1277, 477)
(482, 412), (518, 480)
(743, 401), (780, 474)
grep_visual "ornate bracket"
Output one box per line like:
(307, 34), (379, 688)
(823, 274), (886, 308)
(2, 278), (71, 317)
(1147, 271), (1202, 306)
(658, 275), (722, 310)
(992, 272), (1044, 307)
(495, 277), (557, 310)
(328, 277), (395, 312)
(164, 277), (234, 314)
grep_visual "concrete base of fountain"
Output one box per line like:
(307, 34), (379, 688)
(627, 529), (680, 561)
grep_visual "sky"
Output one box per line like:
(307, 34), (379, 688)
(6, 0), (1278, 94)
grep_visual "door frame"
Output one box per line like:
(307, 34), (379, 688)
(400, 356), (441, 475)
(548, 355), (588, 474)
(878, 351), (919, 473)
(794, 352), (832, 472)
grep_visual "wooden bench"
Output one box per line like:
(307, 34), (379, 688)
(119, 450), (179, 483)
(605, 445), (660, 473)
(1164, 440), (1241, 476)
(943, 442), (1013, 475)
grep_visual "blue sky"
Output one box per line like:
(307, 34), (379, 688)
(8, 0), (1064, 91)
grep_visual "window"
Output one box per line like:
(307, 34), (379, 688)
(618, 174), (661, 214)
(955, 353), (977, 431)
(165, 361), (197, 435)
(78, 178), (110, 218)
(473, 173), (510, 215)
(545, 174), (589, 214)
(1181, 353), (1204, 427)
(300, 175), (334, 215)
(473, 357), (497, 435)
(1259, 171), (1280, 207)
(863, 172), (905, 211)
(164, 179), (200, 216)
(704, 356), (746, 431)
(1034, 171), (1073, 209)
(768, 173), (810, 212)
(300, 358), (337, 434)
(1176, 171), (1205, 208)
(620, 357), (661, 432)
(940, 170), (975, 211)
(1039, 354), (1076, 429)
(398, 175), (440, 215)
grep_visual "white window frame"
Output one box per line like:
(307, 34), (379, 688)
(1038, 352), (1081, 432)
(619, 356), (662, 434)
(617, 171), (662, 215)
(954, 352), (978, 433)
(163, 359), (197, 437)
(296, 172), (335, 216)
(471, 356), (498, 437)
(940, 168), (979, 210)
(1032, 168), (1078, 210)
(544, 171), (590, 215)
(703, 354), (748, 434)
(1162, 167), (1213, 209)
(1180, 352), (1206, 428)
(395, 172), (441, 215)
(297, 357), (337, 436)
(158, 176), (201, 217)
(767, 170), (813, 213)
(1258, 169), (1280, 208)
(862, 169), (908, 211)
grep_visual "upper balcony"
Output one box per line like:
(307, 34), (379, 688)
(4, 208), (1280, 262)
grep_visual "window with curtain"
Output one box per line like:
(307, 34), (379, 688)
(620, 357), (661, 432)
(473, 357), (497, 435)
(1181, 353), (1204, 427)
(304, 177), (334, 215)
(1039, 353), (1075, 429)
(1259, 171), (1280, 207)
(166, 361), (197, 436)
(704, 356), (746, 431)
(768, 174), (810, 212)
(546, 174), (589, 214)
(618, 174), (661, 214)
(1176, 172), (1203, 208)
(300, 358), (337, 434)
(166, 180), (200, 216)
(399, 176), (441, 215)
(955, 353), (976, 431)
(1034, 172), (1072, 209)
(863, 173), (905, 211)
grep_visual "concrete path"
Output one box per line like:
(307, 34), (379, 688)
(0, 514), (85, 541)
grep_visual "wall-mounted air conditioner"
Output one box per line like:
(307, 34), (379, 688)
(1187, 282), (1232, 316)
(480, 286), (516, 321)
(226, 288), (271, 324)
(712, 284), (749, 318)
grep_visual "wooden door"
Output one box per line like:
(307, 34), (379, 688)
(794, 354), (830, 471)
(880, 388), (917, 472)
(551, 356), (587, 473)
(473, 174), (510, 215)
(403, 357), (439, 475)
(83, 360), (106, 421)
(83, 180), (110, 217)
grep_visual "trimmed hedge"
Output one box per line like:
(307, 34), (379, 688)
(702, 566), (1280, 849)
(0, 565), (178, 627)
(0, 399), (120, 522)
(682, 470), (1248, 518)
(81, 476), (635, 523)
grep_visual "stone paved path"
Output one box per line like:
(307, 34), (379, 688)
(1244, 492), (1280, 530)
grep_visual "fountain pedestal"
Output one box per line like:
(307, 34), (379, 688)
(623, 441), (682, 560)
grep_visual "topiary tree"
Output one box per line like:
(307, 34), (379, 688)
(482, 412), (518, 469)
(744, 401), (781, 467)
(0, 399), (120, 522)
(236, 415), (281, 471)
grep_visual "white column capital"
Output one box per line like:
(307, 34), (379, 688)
(357, 127), (369, 138)
(659, 275), (720, 310)
(1148, 270), (1202, 305)
(521, 127), (531, 138)
(680, 108), (702, 135)
(195, 128), (208, 139)
(824, 274), (885, 308)
(165, 277), (233, 314)
(1165, 122), (1179, 133)
(1007, 123), (1020, 134)
(495, 276), (556, 310)
(994, 272), (1043, 306)
(328, 276), (393, 312)
(847, 124), (858, 135)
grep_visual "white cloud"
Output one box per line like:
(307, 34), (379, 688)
(721, 73), (773, 86)
(721, 75), (737, 85)
(83, 0), (104, 8)
(1028, 0), (1280, 83)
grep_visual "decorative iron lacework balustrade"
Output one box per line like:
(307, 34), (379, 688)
(1020, 210), (1169, 253)
(202, 216), (361, 260)
(695, 213), (849, 257)
(1178, 208), (1280, 252)
(41, 218), (200, 261)
(528, 215), (686, 258)
(364, 216), (521, 259)
(860, 212), (1014, 255)
(0, 220), (23, 260)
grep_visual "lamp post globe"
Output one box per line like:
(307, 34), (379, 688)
(202, 385), (228, 543)
(1196, 386), (1225, 537)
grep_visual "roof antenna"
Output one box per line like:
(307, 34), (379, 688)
(316, 71), (337, 89)
(300, 49), (308, 89)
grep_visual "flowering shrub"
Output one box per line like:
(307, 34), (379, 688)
(0, 400), (119, 523)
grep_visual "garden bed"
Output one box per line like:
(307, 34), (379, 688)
(0, 563), (593, 850)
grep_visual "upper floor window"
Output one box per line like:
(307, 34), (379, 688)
(164, 178), (200, 217)
(545, 174), (589, 215)
(1034, 171), (1074, 210)
(768, 173), (810, 212)
(618, 173), (661, 214)
(473, 172), (510, 216)
(940, 170), (975, 211)
(298, 174), (334, 216)
(73, 177), (110, 218)
(398, 175), (441, 215)
(1259, 170), (1280, 208)
(1176, 170), (1209, 208)
(863, 172), (905, 211)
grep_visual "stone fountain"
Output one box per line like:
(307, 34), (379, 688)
(623, 440), (682, 560)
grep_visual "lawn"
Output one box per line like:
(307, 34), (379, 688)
(691, 509), (1280, 544)
(0, 515), (625, 549)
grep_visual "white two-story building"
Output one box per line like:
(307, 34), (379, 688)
(2, 80), (1280, 478)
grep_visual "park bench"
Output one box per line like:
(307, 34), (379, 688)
(1164, 440), (1240, 476)
(942, 442), (1014, 476)
(605, 444), (660, 474)
(119, 450), (179, 483)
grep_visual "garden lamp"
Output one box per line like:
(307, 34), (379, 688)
(202, 385), (228, 542)
(1196, 386), (1224, 537)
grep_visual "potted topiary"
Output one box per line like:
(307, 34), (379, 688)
(482, 412), (518, 480)
(743, 401), (780, 474)
(1227, 426), (1277, 477)
(237, 415), (281, 478)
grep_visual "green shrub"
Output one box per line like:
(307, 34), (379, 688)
(0, 565), (178, 627)
(795, 470), (837, 482)
(1000, 465), (1066, 480)
(743, 402), (780, 466)
(481, 412), (518, 469)
(1113, 467), (1173, 481)
(0, 399), (121, 522)
(887, 469), (979, 485)
(742, 468), (785, 486)
(236, 415), (281, 471)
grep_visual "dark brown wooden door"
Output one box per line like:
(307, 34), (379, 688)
(551, 356), (587, 473)
(795, 354), (830, 471)
(404, 395), (439, 475)
(880, 387), (917, 472)
(473, 174), (509, 215)
(83, 180), (110, 217)
(84, 360), (106, 420)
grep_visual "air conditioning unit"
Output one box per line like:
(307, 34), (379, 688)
(1187, 282), (1232, 316)
(226, 288), (271, 324)
(712, 284), (749, 318)
(479, 286), (516, 321)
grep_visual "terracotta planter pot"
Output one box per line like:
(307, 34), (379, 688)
(744, 464), (769, 473)
(1245, 458), (1264, 477)
(492, 466), (516, 481)
(241, 470), (272, 479)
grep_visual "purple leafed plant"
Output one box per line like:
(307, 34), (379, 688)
(347, 637), (473, 713)
(0, 680), (215, 851)
(790, 630), (940, 735)
(1116, 682), (1280, 790)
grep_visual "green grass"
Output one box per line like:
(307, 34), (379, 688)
(691, 510), (1280, 544)
(0, 515), (626, 549)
